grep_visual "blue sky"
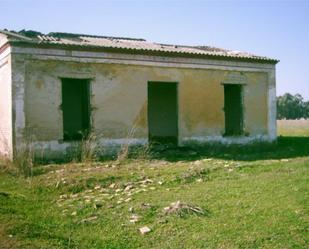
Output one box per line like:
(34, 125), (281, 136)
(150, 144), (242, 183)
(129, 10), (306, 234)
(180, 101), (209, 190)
(1, 0), (308, 99)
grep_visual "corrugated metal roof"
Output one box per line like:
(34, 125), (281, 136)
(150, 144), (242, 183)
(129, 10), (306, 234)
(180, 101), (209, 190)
(0, 29), (279, 64)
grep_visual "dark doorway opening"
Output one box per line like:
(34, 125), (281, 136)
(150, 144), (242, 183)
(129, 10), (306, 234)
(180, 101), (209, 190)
(224, 84), (243, 136)
(61, 78), (90, 141)
(148, 82), (178, 145)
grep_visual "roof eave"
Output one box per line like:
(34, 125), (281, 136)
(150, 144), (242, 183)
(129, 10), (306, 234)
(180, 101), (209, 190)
(7, 40), (280, 64)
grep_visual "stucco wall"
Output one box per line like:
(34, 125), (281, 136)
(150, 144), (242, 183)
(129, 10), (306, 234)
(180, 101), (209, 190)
(0, 53), (12, 158)
(8, 46), (276, 156)
(21, 59), (269, 142)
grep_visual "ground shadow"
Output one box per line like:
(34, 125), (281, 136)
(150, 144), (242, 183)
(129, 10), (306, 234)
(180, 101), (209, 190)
(31, 136), (309, 171)
(144, 136), (309, 162)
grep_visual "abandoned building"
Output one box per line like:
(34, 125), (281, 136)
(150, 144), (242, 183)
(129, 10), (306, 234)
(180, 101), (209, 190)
(0, 30), (279, 159)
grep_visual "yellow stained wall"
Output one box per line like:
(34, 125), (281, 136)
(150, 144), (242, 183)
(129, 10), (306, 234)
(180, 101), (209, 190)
(24, 60), (269, 142)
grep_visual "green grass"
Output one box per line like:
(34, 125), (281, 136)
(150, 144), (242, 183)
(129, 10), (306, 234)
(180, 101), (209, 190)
(0, 121), (308, 249)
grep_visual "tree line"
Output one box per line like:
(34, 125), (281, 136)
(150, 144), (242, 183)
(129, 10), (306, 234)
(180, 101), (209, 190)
(277, 93), (309, 119)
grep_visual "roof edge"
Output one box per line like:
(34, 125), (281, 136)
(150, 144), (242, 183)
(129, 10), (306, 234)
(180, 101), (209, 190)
(7, 40), (279, 64)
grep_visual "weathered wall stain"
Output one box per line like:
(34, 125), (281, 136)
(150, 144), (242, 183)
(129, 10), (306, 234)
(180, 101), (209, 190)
(22, 59), (269, 142)
(35, 79), (44, 89)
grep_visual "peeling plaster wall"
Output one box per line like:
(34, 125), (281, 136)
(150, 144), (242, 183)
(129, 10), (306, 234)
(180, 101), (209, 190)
(0, 51), (12, 158)
(10, 47), (276, 156)
(23, 60), (269, 139)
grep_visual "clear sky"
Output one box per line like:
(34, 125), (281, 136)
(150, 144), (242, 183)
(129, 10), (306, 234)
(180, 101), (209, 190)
(1, 0), (308, 99)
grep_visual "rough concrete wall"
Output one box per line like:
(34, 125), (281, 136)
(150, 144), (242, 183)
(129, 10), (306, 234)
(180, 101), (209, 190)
(11, 55), (27, 155)
(0, 53), (12, 158)
(24, 60), (62, 140)
(20, 58), (269, 145)
(243, 72), (268, 135)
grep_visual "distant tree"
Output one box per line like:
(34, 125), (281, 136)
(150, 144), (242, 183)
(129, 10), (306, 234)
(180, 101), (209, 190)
(277, 93), (309, 119)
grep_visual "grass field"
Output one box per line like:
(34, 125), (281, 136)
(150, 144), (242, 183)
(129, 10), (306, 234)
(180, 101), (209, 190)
(278, 119), (309, 136)
(0, 120), (308, 249)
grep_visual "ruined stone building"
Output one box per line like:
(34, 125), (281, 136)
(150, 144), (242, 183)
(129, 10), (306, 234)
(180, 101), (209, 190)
(0, 30), (278, 159)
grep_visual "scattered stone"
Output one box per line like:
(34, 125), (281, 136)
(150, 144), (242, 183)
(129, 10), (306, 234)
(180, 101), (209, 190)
(109, 183), (116, 188)
(158, 181), (163, 185)
(82, 168), (91, 172)
(71, 211), (77, 216)
(193, 160), (202, 166)
(141, 203), (152, 209)
(196, 178), (203, 182)
(163, 201), (205, 217)
(124, 185), (134, 191)
(129, 207), (134, 213)
(94, 185), (101, 190)
(140, 179), (153, 184)
(59, 194), (68, 199)
(80, 216), (98, 223)
(139, 226), (151, 234)
(115, 189), (122, 193)
(129, 214), (139, 223)
(124, 198), (132, 202)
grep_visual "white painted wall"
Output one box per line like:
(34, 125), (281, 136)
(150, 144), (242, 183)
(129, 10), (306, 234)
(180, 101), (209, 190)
(0, 51), (12, 159)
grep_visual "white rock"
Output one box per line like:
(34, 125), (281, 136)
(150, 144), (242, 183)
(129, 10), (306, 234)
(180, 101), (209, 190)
(124, 185), (134, 191)
(109, 183), (116, 188)
(129, 214), (139, 223)
(139, 226), (151, 234)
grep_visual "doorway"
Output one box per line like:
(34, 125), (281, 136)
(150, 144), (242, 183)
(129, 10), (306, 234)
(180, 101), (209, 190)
(224, 84), (243, 136)
(61, 78), (90, 141)
(148, 82), (178, 145)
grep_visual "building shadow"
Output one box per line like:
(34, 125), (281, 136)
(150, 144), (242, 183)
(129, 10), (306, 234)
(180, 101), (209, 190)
(146, 136), (309, 162)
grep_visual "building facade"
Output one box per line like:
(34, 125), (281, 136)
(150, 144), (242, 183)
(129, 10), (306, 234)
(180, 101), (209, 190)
(0, 30), (278, 159)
